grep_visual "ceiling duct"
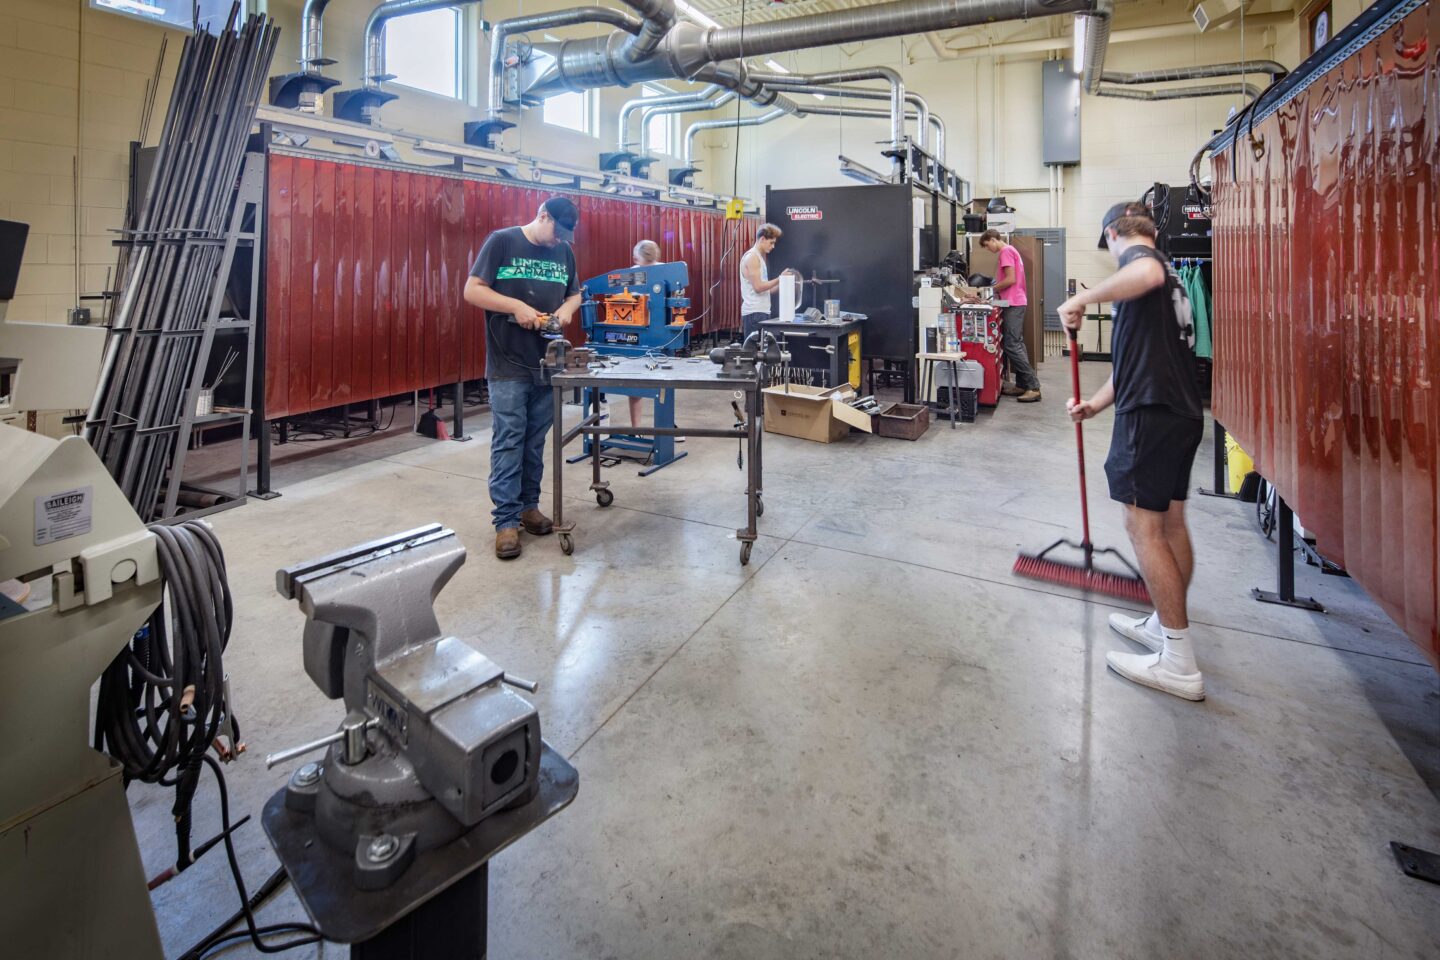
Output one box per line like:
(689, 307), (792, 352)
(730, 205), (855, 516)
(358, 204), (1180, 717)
(640, 92), (738, 150)
(749, 67), (907, 168)
(684, 109), (788, 166)
(1095, 81), (1261, 100)
(618, 84), (720, 150)
(505, 0), (1111, 107)
(269, 0), (341, 109)
(1101, 60), (1286, 84)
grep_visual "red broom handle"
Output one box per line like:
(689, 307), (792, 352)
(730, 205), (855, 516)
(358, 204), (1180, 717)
(1068, 329), (1092, 549)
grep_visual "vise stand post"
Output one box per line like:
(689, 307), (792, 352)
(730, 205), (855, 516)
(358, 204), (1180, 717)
(261, 524), (578, 958)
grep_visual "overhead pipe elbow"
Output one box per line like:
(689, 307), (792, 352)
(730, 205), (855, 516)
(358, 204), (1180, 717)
(684, 108), (786, 166)
(300, 0), (333, 74)
(1079, 0), (1112, 95)
(620, 0), (678, 63)
(1095, 81), (1261, 101)
(619, 82), (719, 150)
(639, 91), (738, 154)
(486, 8), (643, 122)
(1101, 60), (1287, 85)
(363, 0), (485, 89)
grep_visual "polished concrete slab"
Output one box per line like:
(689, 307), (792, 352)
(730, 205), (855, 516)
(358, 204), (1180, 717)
(141, 358), (1439, 959)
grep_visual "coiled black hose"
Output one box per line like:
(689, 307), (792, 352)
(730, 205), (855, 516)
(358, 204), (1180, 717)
(92, 520), (321, 956)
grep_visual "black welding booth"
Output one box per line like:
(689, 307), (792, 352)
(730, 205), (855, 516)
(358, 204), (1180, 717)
(766, 183), (956, 399)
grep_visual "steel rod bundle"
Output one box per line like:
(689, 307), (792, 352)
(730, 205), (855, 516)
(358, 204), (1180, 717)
(86, 5), (278, 519)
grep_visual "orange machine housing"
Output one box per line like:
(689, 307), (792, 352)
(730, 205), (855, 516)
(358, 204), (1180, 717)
(1210, 0), (1438, 668)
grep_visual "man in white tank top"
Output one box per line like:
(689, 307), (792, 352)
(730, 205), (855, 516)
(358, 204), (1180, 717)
(739, 223), (793, 339)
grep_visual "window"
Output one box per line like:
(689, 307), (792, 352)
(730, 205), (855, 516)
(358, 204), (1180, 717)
(544, 89), (598, 137)
(91, 0), (238, 33)
(384, 7), (462, 99)
(643, 84), (674, 156)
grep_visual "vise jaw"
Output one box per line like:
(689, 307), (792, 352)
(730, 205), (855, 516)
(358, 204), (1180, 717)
(277, 525), (540, 830)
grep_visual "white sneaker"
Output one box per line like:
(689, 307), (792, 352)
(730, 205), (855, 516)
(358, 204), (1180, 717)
(1108, 611), (1163, 653)
(1106, 651), (1206, 701)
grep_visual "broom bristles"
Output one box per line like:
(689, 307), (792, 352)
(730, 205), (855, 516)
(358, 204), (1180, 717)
(1013, 553), (1152, 604)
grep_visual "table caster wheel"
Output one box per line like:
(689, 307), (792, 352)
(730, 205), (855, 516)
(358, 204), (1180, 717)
(756, 496), (764, 518)
(596, 488), (614, 508)
(740, 541), (753, 565)
(559, 533), (574, 555)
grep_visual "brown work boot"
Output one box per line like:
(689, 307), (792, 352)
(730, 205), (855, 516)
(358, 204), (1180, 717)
(520, 508), (553, 536)
(1017, 389), (1042, 403)
(495, 528), (521, 559)
(1001, 383), (1025, 397)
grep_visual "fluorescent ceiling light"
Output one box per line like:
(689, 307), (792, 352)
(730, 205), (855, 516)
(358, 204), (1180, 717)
(675, 0), (719, 29)
(764, 59), (789, 74)
(1073, 16), (1086, 74)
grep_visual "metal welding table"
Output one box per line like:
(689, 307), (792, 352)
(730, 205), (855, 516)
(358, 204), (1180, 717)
(550, 357), (764, 565)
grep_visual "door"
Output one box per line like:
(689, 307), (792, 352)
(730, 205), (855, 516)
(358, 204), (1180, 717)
(1017, 227), (1067, 330)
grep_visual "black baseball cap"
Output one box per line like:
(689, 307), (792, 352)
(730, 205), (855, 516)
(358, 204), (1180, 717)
(543, 196), (579, 241)
(1097, 201), (1152, 248)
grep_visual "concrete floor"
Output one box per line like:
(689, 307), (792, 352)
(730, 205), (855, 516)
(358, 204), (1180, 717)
(136, 357), (1440, 959)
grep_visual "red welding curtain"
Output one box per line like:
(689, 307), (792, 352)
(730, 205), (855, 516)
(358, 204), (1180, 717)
(264, 152), (757, 420)
(1211, 1), (1439, 668)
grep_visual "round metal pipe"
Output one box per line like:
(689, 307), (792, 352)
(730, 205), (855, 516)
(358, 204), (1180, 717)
(1101, 60), (1287, 84)
(1079, 0), (1113, 95)
(619, 83), (720, 150)
(521, 0), (1105, 100)
(776, 83), (935, 157)
(620, 0), (677, 63)
(300, 0), (333, 74)
(748, 67), (906, 157)
(486, 8), (643, 120)
(362, 0), (486, 89)
(684, 108), (786, 166)
(1096, 81), (1261, 101)
(640, 91), (737, 153)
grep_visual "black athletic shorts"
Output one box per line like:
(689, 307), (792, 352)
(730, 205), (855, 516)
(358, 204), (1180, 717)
(1105, 405), (1204, 511)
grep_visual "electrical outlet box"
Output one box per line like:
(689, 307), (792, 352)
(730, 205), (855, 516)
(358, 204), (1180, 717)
(67, 307), (91, 325)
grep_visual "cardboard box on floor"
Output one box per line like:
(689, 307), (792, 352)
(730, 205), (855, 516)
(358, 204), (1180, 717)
(762, 383), (874, 443)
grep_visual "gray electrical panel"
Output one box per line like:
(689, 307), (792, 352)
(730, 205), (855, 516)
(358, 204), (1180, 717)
(1042, 60), (1081, 166)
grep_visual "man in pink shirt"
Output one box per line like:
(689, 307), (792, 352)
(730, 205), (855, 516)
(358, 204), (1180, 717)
(980, 229), (1041, 402)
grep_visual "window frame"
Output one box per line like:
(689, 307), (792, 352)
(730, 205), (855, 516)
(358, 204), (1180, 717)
(542, 88), (600, 138)
(642, 83), (676, 156)
(382, 5), (465, 101)
(88, 0), (248, 33)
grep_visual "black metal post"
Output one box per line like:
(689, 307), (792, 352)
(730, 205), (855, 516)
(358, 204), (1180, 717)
(1198, 418), (1238, 498)
(351, 863), (487, 960)
(249, 122), (279, 500)
(451, 379), (472, 441)
(1252, 496), (1324, 611)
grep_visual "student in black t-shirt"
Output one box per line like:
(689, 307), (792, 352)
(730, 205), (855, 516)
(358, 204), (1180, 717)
(1056, 202), (1206, 702)
(463, 197), (581, 560)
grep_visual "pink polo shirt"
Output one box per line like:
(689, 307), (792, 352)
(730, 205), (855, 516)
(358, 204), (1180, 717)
(997, 244), (1027, 307)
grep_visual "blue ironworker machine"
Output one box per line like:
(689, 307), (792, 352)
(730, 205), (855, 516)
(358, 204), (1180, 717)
(575, 261), (692, 475)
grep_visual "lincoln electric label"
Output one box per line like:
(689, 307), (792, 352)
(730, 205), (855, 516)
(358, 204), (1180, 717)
(786, 205), (823, 221)
(35, 486), (93, 546)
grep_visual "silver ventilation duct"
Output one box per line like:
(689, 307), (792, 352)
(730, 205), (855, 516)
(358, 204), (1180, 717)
(749, 68), (906, 161)
(1096, 82), (1261, 101)
(362, 0), (486, 89)
(620, 0), (677, 63)
(1079, 0), (1111, 94)
(780, 85), (948, 192)
(301, 0), (334, 74)
(514, 0), (1108, 102)
(684, 109), (787, 166)
(486, 8), (644, 120)
(1101, 60), (1287, 85)
(640, 92), (738, 152)
(618, 84), (719, 150)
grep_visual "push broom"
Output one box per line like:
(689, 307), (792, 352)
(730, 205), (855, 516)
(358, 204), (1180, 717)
(1013, 330), (1151, 604)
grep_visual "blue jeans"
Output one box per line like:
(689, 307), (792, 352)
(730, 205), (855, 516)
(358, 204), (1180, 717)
(488, 379), (553, 530)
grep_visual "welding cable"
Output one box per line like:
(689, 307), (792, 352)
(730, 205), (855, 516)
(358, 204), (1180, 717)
(187, 755), (322, 958)
(92, 521), (245, 891)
